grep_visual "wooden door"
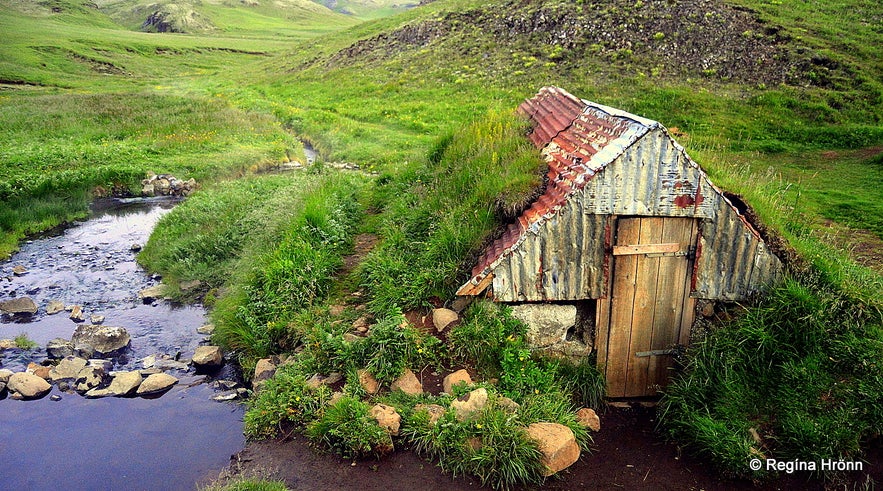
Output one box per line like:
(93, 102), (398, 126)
(598, 217), (698, 398)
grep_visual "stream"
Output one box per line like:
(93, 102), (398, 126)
(0, 197), (244, 490)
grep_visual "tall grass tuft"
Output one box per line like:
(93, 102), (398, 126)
(660, 268), (883, 477)
(361, 111), (545, 315)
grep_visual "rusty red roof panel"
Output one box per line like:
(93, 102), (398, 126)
(462, 87), (648, 291)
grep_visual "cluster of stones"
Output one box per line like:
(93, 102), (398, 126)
(251, 305), (600, 476)
(140, 173), (197, 197)
(0, 319), (229, 401)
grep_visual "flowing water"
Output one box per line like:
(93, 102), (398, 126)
(0, 197), (244, 490)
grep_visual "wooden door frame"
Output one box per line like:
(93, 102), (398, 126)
(595, 215), (698, 398)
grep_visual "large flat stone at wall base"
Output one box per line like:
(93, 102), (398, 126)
(511, 304), (577, 348)
(534, 339), (592, 362)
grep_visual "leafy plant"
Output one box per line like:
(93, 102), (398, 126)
(13, 333), (38, 350)
(449, 301), (527, 378)
(244, 365), (332, 439)
(306, 396), (393, 459)
(406, 393), (546, 490)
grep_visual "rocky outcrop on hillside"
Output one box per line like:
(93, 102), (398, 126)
(142, 4), (215, 33)
(328, 0), (850, 88)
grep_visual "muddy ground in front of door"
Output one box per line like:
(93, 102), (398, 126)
(221, 403), (879, 490)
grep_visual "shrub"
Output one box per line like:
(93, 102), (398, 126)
(449, 301), (527, 378)
(244, 365), (332, 439)
(306, 396), (393, 459)
(407, 401), (546, 490)
(551, 356), (607, 410)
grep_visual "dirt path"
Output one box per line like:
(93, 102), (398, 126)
(221, 404), (880, 490)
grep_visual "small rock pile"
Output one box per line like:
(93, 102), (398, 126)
(0, 320), (232, 401)
(140, 173), (197, 197)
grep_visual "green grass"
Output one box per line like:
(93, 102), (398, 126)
(14, 333), (39, 350)
(2, 0), (882, 487)
(660, 271), (883, 478)
(360, 111), (545, 315)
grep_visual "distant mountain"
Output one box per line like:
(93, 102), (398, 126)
(92, 0), (356, 33)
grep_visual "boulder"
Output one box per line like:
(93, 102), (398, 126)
(12, 265), (27, 276)
(525, 422), (580, 476)
(8, 372), (52, 400)
(496, 396), (521, 413)
(0, 339), (15, 350)
(431, 308), (459, 332)
(86, 371), (142, 398)
(69, 305), (86, 323)
(46, 300), (65, 315)
(0, 297), (38, 315)
(328, 391), (345, 405)
(305, 372), (342, 389)
(358, 369), (380, 395)
(46, 338), (75, 359)
(180, 280), (202, 292)
(0, 368), (14, 384)
(196, 323), (215, 335)
(252, 358), (276, 391)
(50, 357), (88, 382)
(536, 339), (592, 361)
(443, 369), (472, 394)
(414, 404), (446, 425)
(26, 362), (51, 380)
(153, 358), (189, 371)
(510, 304), (577, 348)
(71, 324), (130, 357)
(576, 408), (601, 432)
(369, 404), (401, 436)
(192, 346), (223, 367)
(450, 296), (472, 313)
(391, 369), (423, 395)
(90, 314), (105, 325)
(137, 373), (178, 396)
(451, 387), (488, 421)
(138, 284), (166, 302)
(352, 316), (370, 333)
(75, 365), (105, 392)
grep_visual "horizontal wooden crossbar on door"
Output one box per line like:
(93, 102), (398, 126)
(611, 242), (680, 256)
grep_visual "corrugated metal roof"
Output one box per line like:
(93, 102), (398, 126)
(464, 87), (657, 288)
(457, 86), (783, 300)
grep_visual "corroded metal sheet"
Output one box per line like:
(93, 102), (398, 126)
(693, 198), (784, 299)
(490, 208), (608, 302)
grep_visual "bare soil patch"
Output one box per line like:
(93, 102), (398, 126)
(225, 404), (880, 490)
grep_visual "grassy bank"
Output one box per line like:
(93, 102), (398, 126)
(0, 91), (299, 257)
(140, 171), (365, 366)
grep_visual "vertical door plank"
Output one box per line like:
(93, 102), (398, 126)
(595, 217), (614, 372)
(606, 218), (640, 397)
(648, 217), (692, 391)
(678, 219), (700, 347)
(624, 217), (663, 397)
